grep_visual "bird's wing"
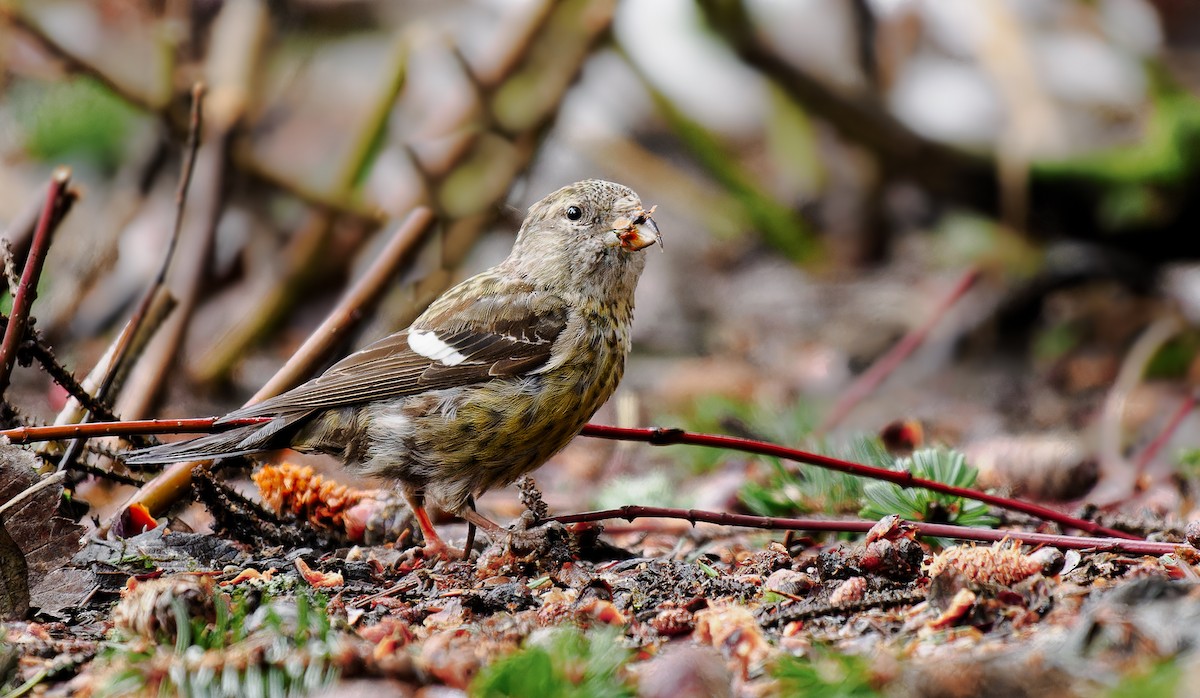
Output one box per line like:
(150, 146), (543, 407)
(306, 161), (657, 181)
(221, 293), (568, 420)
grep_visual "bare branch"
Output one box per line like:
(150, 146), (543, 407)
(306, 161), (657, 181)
(0, 168), (76, 400)
(818, 267), (981, 433)
(550, 507), (1176, 556)
(579, 423), (1139, 540)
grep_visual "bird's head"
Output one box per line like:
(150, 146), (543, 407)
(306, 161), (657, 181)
(508, 179), (660, 294)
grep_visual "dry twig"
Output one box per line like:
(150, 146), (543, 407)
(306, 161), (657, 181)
(1133, 390), (1198, 481)
(0, 168), (76, 400)
(110, 208), (436, 526)
(55, 84), (205, 471)
(818, 267), (982, 433)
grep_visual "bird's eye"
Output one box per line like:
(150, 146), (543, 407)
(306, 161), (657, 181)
(566, 206), (583, 221)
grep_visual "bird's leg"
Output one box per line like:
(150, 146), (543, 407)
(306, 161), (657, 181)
(463, 495), (478, 560)
(460, 503), (507, 540)
(403, 491), (459, 559)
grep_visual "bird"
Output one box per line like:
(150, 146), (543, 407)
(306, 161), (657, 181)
(126, 179), (660, 558)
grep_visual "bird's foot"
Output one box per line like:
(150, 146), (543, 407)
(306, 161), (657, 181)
(417, 538), (466, 561)
(404, 496), (467, 561)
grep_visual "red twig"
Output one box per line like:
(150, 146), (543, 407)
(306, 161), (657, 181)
(1133, 390), (1198, 481)
(0, 167), (74, 399)
(578, 423), (1139, 540)
(818, 267), (981, 433)
(5, 415), (1141, 541)
(550, 506), (1179, 555)
(0, 417), (271, 444)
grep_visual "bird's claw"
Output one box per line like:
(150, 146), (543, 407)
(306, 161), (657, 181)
(417, 540), (466, 561)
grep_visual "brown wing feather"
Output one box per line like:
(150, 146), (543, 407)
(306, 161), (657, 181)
(220, 299), (567, 421)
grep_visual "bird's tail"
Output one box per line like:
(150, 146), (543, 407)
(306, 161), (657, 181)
(122, 417), (296, 465)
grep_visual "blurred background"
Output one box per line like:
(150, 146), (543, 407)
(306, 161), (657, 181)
(3, 0), (1200, 521)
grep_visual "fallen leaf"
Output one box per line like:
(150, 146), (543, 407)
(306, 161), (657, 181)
(296, 558), (344, 588)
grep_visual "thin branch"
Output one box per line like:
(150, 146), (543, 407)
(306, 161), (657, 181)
(68, 461), (147, 487)
(5, 412), (1146, 542)
(1133, 390), (1198, 484)
(578, 424), (1140, 540)
(50, 292), (175, 430)
(818, 267), (981, 433)
(158, 84), (206, 292)
(195, 35), (408, 383)
(1, 417), (271, 444)
(1, 238), (124, 422)
(32, 335), (122, 423)
(110, 208), (435, 526)
(4, 7), (377, 222)
(549, 506), (1180, 556)
(56, 84), (204, 471)
(0, 306), (122, 423)
(0, 168), (75, 400)
(253, 207), (435, 401)
(1, 9), (167, 113)
(1097, 315), (1182, 498)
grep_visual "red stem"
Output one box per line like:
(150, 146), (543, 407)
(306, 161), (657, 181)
(818, 267), (980, 433)
(579, 423), (1140, 540)
(0, 168), (73, 398)
(0, 416), (270, 444)
(550, 506), (1178, 555)
(1133, 390), (1197, 479)
(0, 417), (1144, 542)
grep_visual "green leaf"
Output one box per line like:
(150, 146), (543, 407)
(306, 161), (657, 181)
(1146, 333), (1200, 379)
(1106, 660), (1182, 698)
(472, 627), (634, 698)
(859, 448), (997, 541)
(771, 648), (882, 697)
(98, 588), (337, 697)
(739, 436), (879, 518)
(11, 77), (142, 170)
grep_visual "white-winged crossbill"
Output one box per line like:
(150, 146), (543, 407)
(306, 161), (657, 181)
(127, 179), (660, 557)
